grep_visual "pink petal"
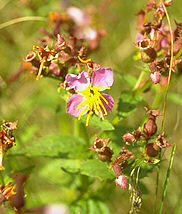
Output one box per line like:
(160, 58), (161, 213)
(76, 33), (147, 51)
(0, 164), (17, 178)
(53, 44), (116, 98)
(67, 94), (88, 117)
(91, 67), (114, 88)
(161, 39), (167, 47)
(97, 93), (114, 117)
(67, 7), (90, 26)
(102, 93), (114, 113)
(84, 28), (98, 40)
(66, 71), (90, 91)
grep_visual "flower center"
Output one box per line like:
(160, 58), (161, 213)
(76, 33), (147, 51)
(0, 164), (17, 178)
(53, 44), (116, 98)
(76, 86), (110, 126)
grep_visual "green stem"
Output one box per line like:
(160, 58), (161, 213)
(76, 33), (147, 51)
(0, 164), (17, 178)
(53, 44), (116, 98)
(0, 16), (47, 30)
(0, 171), (4, 186)
(152, 86), (163, 109)
(73, 118), (79, 137)
(0, 0), (9, 11)
(159, 143), (176, 214)
(133, 70), (146, 91)
(153, 150), (162, 214)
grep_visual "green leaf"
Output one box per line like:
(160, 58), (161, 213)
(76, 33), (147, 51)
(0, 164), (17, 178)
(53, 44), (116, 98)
(80, 159), (114, 180)
(88, 199), (110, 214)
(70, 200), (88, 214)
(117, 91), (143, 120)
(39, 159), (81, 185)
(81, 115), (114, 131)
(88, 199), (101, 214)
(97, 201), (110, 214)
(13, 134), (87, 158)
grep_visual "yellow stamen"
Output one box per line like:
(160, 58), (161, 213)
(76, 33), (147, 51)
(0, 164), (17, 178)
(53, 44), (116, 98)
(75, 86), (110, 126)
(36, 59), (45, 80)
(78, 107), (89, 120)
(86, 111), (93, 126)
(78, 56), (92, 64)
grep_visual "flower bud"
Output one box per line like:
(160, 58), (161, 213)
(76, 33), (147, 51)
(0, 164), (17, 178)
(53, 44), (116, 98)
(145, 143), (159, 157)
(115, 175), (128, 189)
(150, 71), (160, 84)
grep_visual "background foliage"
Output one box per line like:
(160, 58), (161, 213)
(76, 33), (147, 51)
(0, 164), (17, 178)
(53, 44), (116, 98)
(1, 0), (182, 213)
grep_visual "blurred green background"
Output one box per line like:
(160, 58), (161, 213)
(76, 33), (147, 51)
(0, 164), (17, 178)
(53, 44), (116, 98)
(1, 0), (182, 213)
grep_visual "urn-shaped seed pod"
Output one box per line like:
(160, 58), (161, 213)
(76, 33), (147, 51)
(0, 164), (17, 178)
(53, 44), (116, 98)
(97, 147), (113, 162)
(141, 48), (157, 63)
(143, 118), (157, 137)
(90, 136), (113, 162)
(10, 173), (28, 210)
(145, 143), (159, 157)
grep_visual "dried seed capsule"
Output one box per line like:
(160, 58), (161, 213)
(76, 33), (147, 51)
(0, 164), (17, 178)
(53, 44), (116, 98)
(97, 147), (113, 162)
(143, 118), (157, 137)
(145, 143), (159, 157)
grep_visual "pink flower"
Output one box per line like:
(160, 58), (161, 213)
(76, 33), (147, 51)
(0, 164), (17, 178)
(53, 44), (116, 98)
(66, 67), (114, 126)
(67, 7), (90, 26)
(115, 175), (128, 189)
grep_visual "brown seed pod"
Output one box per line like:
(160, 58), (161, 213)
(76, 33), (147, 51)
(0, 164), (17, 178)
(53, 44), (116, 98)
(143, 119), (157, 137)
(97, 147), (113, 162)
(145, 143), (159, 157)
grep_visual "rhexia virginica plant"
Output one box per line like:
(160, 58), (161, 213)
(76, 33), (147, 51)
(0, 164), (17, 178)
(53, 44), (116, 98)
(0, 0), (181, 214)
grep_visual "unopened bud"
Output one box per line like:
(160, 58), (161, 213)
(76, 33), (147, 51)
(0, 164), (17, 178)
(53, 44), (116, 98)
(115, 175), (127, 189)
(145, 143), (159, 157)
(150, 71), (160, 84)
(123, 132), (135, 144)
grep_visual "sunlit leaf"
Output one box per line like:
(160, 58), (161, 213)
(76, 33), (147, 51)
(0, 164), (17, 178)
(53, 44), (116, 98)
(80, 159), (114, 180)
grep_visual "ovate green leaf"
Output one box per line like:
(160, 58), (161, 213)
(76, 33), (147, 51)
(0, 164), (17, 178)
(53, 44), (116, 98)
(80, 159), (114, 180)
